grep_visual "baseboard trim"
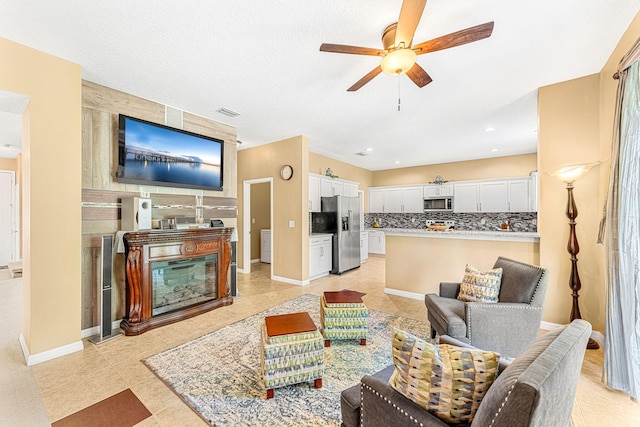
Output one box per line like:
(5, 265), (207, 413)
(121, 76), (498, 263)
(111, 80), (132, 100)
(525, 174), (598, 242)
(383, 288), (424, 301)
(19, 334), (84, 366)
(540, 321), (604, 346)
(272, 274), (308, 286)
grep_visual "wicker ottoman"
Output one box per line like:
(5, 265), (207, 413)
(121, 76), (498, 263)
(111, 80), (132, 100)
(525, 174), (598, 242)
(261, 312), (324, 399)
(320, 290), (368, 347)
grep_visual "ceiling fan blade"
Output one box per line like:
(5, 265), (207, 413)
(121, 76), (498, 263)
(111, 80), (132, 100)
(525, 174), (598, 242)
(320, 43), (385, 56)
(406, 63), (432, 87)
(395, 0), (427, 47)
(347, 66), (383, 91)
(413, 21), (494, 55)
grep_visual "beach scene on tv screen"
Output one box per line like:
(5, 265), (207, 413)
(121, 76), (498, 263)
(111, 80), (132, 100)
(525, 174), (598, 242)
(123, 118), (222, 188)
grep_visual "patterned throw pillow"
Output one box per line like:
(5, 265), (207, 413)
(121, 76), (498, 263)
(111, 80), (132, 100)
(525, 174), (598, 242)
(389, 330), (499, 425)
(457, 264), (503, 303)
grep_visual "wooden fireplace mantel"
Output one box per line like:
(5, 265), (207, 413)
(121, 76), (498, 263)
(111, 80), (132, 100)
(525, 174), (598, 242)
(120, 227), (234, 335)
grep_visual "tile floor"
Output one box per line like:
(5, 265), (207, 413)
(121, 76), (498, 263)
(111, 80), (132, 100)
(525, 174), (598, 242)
(10, 256), (640, 425)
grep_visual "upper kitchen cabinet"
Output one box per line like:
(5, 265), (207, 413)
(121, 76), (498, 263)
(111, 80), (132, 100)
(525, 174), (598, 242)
(369, 188), (385, 212)
(453, 183), (481, 212)
(424, 184), (454, 197)
(453, 176), (537, 213)
(309, 174), (321, 212)
(368, 186), (423, 213)
(528, 172), (538, 212)
(309, 173), (360, 212)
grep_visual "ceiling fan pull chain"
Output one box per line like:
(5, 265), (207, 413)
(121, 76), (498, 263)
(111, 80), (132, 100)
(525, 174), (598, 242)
(398, 77), (401, 111)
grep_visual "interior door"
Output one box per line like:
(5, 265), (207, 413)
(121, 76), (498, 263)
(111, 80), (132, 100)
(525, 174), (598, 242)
(0, 171), (15, 266)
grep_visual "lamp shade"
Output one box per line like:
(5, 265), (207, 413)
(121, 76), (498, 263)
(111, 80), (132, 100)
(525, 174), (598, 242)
(380, 49), (416, 75)
(547, 162), (599, 184)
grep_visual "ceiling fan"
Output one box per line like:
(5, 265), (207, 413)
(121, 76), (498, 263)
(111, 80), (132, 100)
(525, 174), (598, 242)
(319, 0), (494, 91)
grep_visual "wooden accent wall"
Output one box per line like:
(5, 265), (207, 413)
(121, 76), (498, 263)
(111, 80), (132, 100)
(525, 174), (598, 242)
(81, 80), (237, 329)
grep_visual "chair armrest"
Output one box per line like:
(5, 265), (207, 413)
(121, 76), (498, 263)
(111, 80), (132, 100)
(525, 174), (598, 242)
(465, 302), (543, 358)
(439, 282), (461, 298)
(360, 375), (449, 427)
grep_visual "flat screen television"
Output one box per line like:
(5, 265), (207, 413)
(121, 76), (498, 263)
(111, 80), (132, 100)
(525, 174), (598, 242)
(117, 114), (224, 191)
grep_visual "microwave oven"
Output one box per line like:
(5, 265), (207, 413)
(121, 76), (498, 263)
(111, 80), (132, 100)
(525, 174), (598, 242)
(424, 196), (453, 211)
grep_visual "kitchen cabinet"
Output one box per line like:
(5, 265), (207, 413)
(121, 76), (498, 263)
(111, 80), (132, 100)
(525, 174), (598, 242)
(368, 186), (423, 213)
(309, 174), (359, 211)
(343, 182), (358, 197)
(424, 184), (454, 197)
(369, 188), (386, 213)
(260, 229), (271, 263)
(454, 177), (537, 213)
(479, 181), (509, 212)
(321, 179), (334, 197)
(368, 230), (385, 254)
(360, 231), (369, 263)
(528, 173), (538, 212)
(309, 234), (332, 280)
(309, 174), (321, 212)
(453, 183), (481, 212)
(508, 179), (530, 212)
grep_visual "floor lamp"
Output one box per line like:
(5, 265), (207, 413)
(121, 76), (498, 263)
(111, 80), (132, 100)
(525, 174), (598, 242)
(549, 162), (600, 350)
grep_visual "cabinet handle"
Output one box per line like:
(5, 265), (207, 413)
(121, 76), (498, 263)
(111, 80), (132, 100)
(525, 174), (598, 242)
(321, 247), (324, 257)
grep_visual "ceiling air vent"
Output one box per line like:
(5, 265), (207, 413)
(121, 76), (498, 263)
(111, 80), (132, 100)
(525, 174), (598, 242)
(354, 152), (369, 156)
(216, 107), (240, 118)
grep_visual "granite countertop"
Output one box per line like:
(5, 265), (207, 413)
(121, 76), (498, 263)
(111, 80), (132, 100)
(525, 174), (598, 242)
(364, 228), (539, 243)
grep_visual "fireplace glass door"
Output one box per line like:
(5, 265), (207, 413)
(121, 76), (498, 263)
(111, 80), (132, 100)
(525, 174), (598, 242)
(151, 254), (218, 316)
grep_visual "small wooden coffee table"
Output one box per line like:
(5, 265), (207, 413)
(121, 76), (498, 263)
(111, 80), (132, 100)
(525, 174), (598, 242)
(261, 312), (324, 399)
(321, 290), (368, 347)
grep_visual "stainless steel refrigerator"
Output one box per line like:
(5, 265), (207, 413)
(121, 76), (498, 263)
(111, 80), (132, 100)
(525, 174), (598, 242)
(321, 195), (361, 274)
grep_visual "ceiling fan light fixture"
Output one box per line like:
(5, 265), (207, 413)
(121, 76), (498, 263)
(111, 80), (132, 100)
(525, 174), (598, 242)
(381, 48), (416, 75)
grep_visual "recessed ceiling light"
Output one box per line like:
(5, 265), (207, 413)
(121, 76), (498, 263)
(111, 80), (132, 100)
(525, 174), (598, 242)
(366, 147), (373, 152)
(491, 148), (499, 152)
(393, 161), (400, 164)
(483, 127), (495, 132)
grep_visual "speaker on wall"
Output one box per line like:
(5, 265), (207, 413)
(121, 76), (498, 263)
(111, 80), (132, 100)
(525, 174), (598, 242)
(121, 196), (152, 230)
(89, 234), (123, 344)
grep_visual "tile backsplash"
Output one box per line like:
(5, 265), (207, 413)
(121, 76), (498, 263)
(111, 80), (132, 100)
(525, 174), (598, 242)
(365, 212), (537, 232)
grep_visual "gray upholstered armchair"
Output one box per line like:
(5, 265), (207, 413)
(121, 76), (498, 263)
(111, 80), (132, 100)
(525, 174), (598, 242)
(424, 256), (549, 358)
(341, 320), (591, 427)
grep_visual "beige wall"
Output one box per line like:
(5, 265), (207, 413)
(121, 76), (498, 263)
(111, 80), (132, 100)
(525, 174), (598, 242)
(537, 10), (640, 334)
(238, 136), (309, 281)
(0, 157), (17, 171)
(0, 37), (82, 355)
(372, 153), (537, 187)
(250, 182), (271, 261)
(538, 74), (601, 330)
(386, 236), (539, 295)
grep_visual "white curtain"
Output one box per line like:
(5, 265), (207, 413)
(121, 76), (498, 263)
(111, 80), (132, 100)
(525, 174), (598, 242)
(603, 60), (640, 401)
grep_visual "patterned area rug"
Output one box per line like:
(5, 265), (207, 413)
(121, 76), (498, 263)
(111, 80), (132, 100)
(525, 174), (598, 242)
(144, 294), (430, 426)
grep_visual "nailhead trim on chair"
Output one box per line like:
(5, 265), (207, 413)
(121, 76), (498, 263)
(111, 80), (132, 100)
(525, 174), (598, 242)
(488, 380), (518, 427)
(528, 270), (546, 304)
(360, 383), (424, 426)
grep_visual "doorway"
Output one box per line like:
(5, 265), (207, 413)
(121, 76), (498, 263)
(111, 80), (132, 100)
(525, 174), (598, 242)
(242, 178), (273, 279)
(0, 170), (17, 266)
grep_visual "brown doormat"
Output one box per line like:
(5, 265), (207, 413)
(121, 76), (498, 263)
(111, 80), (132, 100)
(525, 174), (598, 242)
(52, 389), (151, 427)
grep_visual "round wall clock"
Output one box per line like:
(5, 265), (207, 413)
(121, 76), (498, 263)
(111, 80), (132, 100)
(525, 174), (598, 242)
(280, 164), (294, 180)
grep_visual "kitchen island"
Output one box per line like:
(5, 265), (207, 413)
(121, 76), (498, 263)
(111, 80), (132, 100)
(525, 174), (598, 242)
(371, 228), (540, 300)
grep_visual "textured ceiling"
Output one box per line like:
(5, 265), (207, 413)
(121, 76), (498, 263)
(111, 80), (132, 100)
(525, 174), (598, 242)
(1, 1), (639, 168)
